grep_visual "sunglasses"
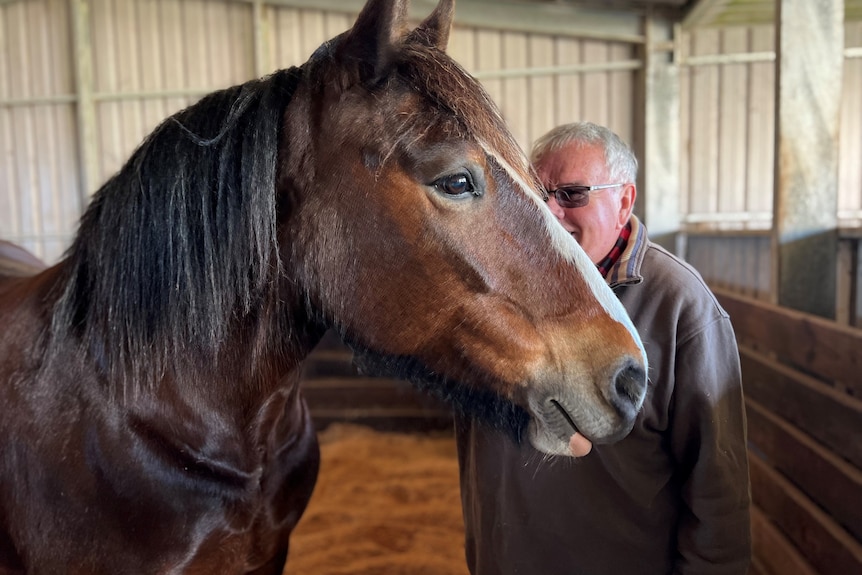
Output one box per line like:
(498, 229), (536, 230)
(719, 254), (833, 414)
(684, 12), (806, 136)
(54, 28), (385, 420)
(543, 183), (622, 208)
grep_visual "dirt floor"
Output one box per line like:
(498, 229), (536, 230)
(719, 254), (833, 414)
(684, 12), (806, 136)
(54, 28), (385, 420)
(283, 423), (470, 575)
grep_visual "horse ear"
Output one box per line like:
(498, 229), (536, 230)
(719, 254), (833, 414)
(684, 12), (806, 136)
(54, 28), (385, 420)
(338, 0), (409, 83)
(409, 0), (455, 51)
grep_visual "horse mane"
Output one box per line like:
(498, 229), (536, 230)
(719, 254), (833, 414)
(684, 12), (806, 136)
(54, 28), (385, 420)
(52, 68), (303, 386)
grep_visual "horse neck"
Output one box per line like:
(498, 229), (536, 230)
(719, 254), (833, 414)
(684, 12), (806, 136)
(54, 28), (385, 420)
(122, 287), (324, 469)
(45, 249), (324, 429)
(152, 287), (325, 418)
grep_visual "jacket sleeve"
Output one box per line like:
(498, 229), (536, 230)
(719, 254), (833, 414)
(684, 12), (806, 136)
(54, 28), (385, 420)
(670, 315), (751, 575)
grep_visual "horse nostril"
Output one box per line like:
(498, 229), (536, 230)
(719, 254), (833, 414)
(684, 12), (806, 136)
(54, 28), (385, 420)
(611, 360), (647, 420)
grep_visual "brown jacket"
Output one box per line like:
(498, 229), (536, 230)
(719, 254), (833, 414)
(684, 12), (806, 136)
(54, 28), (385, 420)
(455, 216), (751, 575)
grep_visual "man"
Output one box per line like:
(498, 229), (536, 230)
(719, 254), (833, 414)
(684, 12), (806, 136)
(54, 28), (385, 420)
(455, 122), (751, 575)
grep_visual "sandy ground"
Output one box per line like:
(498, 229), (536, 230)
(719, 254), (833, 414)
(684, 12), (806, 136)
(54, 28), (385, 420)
(283, 423), (470, 575)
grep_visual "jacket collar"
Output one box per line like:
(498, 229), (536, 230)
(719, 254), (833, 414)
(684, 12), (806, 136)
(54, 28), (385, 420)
(605, 214), (647, 288)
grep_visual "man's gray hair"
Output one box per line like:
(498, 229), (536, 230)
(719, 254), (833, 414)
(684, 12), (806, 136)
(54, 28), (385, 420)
(530, 122), (638, 184)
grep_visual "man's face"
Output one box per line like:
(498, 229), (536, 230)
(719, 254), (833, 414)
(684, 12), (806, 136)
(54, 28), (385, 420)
(534, 142), (635, 264)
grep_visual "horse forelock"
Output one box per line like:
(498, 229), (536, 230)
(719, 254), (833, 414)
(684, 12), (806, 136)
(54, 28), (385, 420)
(52, 68), (304, 391)
(399, 44), (530, 173)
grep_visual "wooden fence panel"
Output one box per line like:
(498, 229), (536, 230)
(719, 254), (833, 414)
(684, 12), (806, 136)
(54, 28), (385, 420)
(750, 456), (862, 575)
(746, 400), (862, 541)
(717, 287), (862, 395)
(714, 288), (862, 575)
(750, 506), (817, 575)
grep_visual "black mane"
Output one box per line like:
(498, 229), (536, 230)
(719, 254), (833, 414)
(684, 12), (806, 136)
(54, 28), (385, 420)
(52, 68), (303, 384)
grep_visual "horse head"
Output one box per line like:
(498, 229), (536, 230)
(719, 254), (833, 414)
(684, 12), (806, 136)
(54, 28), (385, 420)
(282, 0), (648, 456)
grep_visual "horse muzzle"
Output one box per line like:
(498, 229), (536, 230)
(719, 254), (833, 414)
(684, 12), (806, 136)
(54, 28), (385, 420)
(525, 354), (647, 456)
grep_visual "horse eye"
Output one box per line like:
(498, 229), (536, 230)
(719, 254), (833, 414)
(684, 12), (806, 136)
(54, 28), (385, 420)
(434, 174), (474, 197)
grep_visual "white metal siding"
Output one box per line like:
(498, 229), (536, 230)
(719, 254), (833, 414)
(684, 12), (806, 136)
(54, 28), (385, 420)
(0, 0), (640, 264)
(679, 21), (862, 230)
(1, 0), (80, 260)
(842, 22), (862, 223)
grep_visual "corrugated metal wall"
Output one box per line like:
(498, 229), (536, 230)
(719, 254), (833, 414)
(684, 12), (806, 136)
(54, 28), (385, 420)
(90, 0), (256, 183)
(678, 21), (862, 229)
(2, 0), (861, 310)
(1, 0), (81, 260)
(678, 21), (862, 316)
(0, 0), (639, 264)
(842, 22), (862, 223)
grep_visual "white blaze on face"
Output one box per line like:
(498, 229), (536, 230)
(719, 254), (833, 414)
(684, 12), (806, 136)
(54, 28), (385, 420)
(478, 139), (648, 370)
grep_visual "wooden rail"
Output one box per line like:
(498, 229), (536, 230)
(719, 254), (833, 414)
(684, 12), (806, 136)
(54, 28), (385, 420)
(713, 288), (862, 575)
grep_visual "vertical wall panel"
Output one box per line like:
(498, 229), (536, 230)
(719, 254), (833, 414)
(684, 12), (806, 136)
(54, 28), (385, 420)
(678, 40), (691, 217)
(609, 43), (634, 146)
(718, 27), (748, 214)
(686, 234), (772, 300)
(683, 21), (861, 226)
(687, 28), (720, 215)
(90, 0), (254, 186)
(158, 0), (190, 117)
(4, 2), (38, 251)
(298, 10), (327, 62)
(267, 6), (355, 69)
(270, 7), (303, 68)
(746, 25), (775, 216)
(554, 36), (582, 129)
(527, 35), (555, 148)
(0, 0), (77, 262)
(840, 21), (862, 219)
(323, 11), (351, 38)
(46, 0), (80, 261)
(448, 25), (477, 73)
(475, 29), (503, 128)
(114, 0), (145, 176)
(581, 40), (610, 124)
(501, 32), (529, 148)
(91, 0), (125, 183)
(137, 0), (168, 142)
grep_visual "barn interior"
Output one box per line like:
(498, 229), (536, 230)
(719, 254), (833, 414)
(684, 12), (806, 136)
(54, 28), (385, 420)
(1, 0), (860, 574)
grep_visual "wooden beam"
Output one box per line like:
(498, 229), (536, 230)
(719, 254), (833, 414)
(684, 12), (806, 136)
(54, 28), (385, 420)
(749, 454), (862, 574)
(746, 398), (862, 542)
(772, 0), (843, 318)
(713, 287), (862, 395)
(681, 0), (734, 29)
(739, 346), (862, 469)
(237, 0), (645, 43)
(750, 506), (818, 575)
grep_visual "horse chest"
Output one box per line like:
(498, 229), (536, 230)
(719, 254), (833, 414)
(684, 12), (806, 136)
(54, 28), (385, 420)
(0, 383), (320, 575)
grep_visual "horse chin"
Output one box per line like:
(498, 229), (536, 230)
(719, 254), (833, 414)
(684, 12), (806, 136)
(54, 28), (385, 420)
(526, 393), (637, 456)
(348, 345), (530, 445)
(527, 421), (577, 457)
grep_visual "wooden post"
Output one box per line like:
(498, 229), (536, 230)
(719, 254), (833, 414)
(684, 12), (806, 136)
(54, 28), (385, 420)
(773, 0), (843, 318)
(70, 0), (98, 204)
(636, 16), (680, 253)
(252, 1), (270, 79)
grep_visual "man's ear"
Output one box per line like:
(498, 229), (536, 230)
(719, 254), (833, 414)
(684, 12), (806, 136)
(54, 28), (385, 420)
(407, 0), (455, 51)
(335, 0), (409, 85)
(618, 183), (637, 227)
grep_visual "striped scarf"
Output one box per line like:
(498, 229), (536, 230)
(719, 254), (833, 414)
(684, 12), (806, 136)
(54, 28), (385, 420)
(597, 221), (632, 278)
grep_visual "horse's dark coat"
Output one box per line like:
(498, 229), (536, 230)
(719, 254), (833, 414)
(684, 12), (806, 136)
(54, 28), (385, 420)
(0, 1), (647, 573)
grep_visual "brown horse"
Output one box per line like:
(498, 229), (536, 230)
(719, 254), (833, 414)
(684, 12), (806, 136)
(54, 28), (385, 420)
(0, 0), (647, 573)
